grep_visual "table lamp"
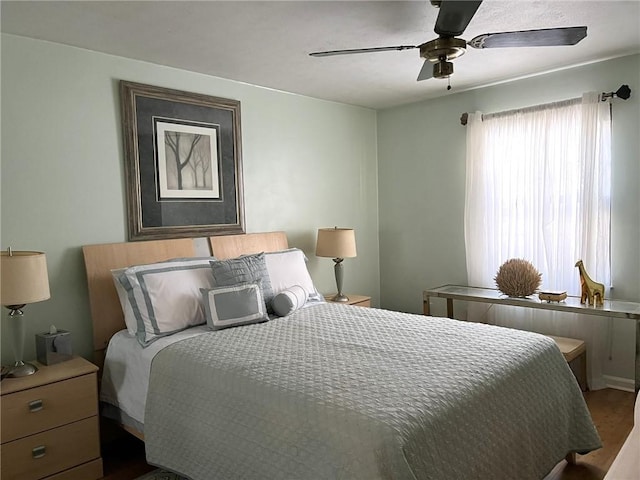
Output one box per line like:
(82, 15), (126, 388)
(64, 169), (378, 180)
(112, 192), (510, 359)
(1, 249), (50, 377)
(316, 227), (357, 302)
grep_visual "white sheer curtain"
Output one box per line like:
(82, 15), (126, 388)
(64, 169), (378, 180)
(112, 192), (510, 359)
(464, 92), (611, 389)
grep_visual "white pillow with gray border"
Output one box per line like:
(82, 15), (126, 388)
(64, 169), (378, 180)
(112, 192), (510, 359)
(115, 258), (215, 347)
(264, 248), (323, 304)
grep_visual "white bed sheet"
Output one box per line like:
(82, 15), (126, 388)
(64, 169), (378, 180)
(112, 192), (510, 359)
(100, 325), (209, 426)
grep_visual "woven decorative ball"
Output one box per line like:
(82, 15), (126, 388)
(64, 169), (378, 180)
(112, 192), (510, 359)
(494, 258), (542, 297)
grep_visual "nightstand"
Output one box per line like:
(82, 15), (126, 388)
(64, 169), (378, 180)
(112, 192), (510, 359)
(324, 294), (371, 307)
(1, 356), (103, 480)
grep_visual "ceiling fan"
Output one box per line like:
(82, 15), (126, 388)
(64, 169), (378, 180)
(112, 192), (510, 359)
(309, 0), (587, 82)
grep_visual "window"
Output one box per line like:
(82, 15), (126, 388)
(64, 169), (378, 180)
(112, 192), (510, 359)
(464, 92), (611, 388)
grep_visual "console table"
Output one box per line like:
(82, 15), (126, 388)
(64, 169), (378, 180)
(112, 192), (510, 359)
(423, 284), (640, 391)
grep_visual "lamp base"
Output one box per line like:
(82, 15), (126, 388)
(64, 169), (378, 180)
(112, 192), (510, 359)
(8, 361), (38, 378)
(331, 293), (350, 302)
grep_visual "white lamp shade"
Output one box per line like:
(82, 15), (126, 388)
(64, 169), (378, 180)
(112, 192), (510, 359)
(316, 228), (357, 259)
(1, 251), (51, 306)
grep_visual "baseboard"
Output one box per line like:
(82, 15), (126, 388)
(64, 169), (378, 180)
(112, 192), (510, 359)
(603, 375), (636, 392)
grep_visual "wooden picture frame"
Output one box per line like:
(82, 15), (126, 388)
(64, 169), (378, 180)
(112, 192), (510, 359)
(120, 81), (245, 240)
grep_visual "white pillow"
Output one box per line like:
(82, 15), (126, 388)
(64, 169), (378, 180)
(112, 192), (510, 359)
(271, 285), (307, 317)
(114, 258), (215, 347)
(201, 283), (269, 330)
(111, 268), (137, 335)
(263, 248), (320, 301)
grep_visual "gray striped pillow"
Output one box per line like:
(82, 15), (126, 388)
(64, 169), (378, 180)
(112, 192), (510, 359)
(209, 253), (274, 307)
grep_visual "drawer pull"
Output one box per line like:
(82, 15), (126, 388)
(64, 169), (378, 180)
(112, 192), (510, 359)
(32, 445), (46, 459)
(28, 399), (43, 412)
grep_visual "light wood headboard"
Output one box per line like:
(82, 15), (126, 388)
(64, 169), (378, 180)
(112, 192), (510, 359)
(208, 231), (288, 259)
(82, 238), (196, 360)
(82, 232), (289, 365)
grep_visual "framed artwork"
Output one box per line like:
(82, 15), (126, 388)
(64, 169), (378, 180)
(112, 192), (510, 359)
(120, 81), (245, 240)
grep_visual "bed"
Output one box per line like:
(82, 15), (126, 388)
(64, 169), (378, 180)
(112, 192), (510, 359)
(83, 231), (601, 480)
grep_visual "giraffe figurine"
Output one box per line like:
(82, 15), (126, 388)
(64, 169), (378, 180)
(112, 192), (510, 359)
(575, 260), (605, 306)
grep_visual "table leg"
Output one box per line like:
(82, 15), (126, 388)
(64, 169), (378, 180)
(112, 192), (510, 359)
(446, 299), (454, 319)
(423, 296), (431, 316)
(579, 351), (588, 392)
(635, 320), (640, 393)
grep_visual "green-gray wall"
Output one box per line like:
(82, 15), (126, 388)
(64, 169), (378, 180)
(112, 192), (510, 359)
(1, 34), (380, 365)
(2, 33), (638, 385)
(378, 54), (640, 384)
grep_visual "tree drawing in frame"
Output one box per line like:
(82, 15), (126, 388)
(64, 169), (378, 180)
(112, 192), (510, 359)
(120, 80), (245, 240)
(155, 119), (221, 199)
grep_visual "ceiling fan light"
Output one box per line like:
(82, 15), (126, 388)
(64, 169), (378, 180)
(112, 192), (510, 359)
(433, 60), (454, 79)
(419, 37), (466, 62)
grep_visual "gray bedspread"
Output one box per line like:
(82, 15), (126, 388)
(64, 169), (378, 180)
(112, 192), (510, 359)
(145, 303), (601, 480)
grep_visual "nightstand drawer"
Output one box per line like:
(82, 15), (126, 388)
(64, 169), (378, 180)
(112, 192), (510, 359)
(1, 373), (97, 443)
(43, 458), (103, 480)
(0, 416), (100, 480)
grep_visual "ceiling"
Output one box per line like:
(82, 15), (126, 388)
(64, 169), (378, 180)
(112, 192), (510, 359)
(2, 1), (639, 109)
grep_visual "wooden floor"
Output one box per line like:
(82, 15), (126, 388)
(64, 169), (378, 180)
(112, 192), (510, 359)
(100, 432), (154, 480)
(100, 388), (635, 480)
(544, 388), (635, 480)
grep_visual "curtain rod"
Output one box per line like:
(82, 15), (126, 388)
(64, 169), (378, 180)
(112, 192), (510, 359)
(460, 84), (631, 126)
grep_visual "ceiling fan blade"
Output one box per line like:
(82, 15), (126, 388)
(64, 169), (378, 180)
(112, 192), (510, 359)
(417, 60), (433, 81)
(468, 26), (587, 49)
(434, 0), (483, 37)
(309, 45), (417, 57)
